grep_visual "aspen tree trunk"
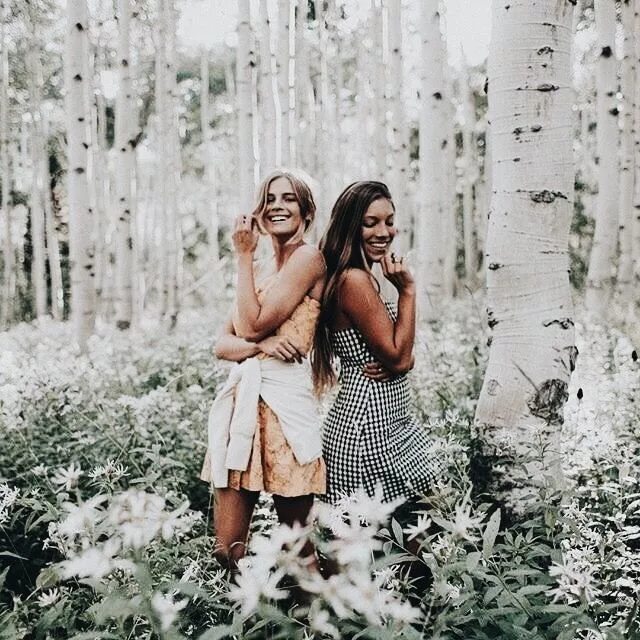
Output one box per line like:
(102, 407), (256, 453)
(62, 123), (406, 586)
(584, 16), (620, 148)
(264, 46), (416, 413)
(443, 90), (457, 299)
(295, 1), (312, 173)
(237, 0), (254, 212)
(461, 58), (478, 286)
(417, 0), (447, 319)
(258, 0), (277, 173)
(66, 0), (96, 346)
(42, 115), (63, 320)
(632, 0), (640, 315)
(200, 48), (221, 293)
(164, 0), (181, 326)
(475, 0), (576, 500)
(25, 12), (47, 320)
(114, 0), (135, 329)
(277, 0), (290, 166)
(585, 0), (619, 317)
(387, 0), (410, 252)
(618, 0), (635, 306)
(372, 0), (385, 180)
(0, 1), (13, 327)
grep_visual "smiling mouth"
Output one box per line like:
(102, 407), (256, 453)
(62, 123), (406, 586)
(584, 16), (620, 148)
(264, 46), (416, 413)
(369, 241), (390, 251)
(267, 214), (290, 223)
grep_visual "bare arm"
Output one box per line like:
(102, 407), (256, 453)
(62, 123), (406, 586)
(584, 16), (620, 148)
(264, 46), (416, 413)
(214, 314), (306, 363)
(339, 259), (416, 375)
(234, 245), (325, 342)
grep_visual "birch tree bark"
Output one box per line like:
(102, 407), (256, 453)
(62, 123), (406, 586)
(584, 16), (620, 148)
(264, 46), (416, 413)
(237, 0), (255, 212)
(475, 0), (576, 500)
(0, 1), (13, 327)
(66, 0), (96, 346)
(585, 0), (619, 317)
(25, 9), (47, 319)
(258, 0), (276, 173)
(387, 0), (410, 251)
(114, 0), (135, 329)
(632, 0), (640, 315)
(276, 0), (290, 166)
(417, 0), (447, 319)
(617, 0), (635, 306)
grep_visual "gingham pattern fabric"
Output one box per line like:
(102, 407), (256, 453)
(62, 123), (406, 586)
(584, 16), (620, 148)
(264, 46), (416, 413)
(320, 301), (445, 505)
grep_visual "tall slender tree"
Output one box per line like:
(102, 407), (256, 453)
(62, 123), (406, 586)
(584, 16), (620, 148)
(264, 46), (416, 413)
(0, 1), (12, 327)
(65, 0), (96, 346)
(632, 0), (640, 315)
(618, 0), (636, 307)
(237, 0), (254, 212)
(585, 0), (619, 316)
(475, 0), (576, 497)
(417, 0), (447, 319)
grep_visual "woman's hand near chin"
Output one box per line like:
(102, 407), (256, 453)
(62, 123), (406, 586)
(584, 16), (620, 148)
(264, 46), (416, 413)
(232, 213), (259, 255)
(380, 253), (415, 294)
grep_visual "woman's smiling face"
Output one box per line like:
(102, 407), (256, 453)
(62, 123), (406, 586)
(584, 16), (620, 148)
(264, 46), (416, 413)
(260, 177), (304, 238)
(361, 197), (396, 264)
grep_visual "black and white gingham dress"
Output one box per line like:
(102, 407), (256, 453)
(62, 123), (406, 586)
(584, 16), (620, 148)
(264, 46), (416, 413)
(320, 301), (444, 505)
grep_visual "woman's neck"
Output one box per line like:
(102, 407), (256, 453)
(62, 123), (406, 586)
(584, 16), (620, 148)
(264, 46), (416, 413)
(271, 237), (304, 270)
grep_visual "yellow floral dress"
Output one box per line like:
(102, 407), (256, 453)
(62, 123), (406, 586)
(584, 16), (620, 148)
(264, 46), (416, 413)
(227, 279), (326, 496)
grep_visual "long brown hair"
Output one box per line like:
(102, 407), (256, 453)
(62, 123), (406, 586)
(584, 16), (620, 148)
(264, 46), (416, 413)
(311, 181), (394, 394)
(251, 169), (316, 242)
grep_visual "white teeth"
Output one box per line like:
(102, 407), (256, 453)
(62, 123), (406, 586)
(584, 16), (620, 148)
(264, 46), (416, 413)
(269, 216), (287, 222)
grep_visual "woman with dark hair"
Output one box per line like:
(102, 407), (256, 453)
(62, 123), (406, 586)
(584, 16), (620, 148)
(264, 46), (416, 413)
(312, 180), (442, 511)
(201, 170), (326, 572)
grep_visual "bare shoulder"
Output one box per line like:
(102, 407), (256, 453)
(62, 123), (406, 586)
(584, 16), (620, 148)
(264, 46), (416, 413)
(287, 244), (326, 274)
(340, 268), (376, 292)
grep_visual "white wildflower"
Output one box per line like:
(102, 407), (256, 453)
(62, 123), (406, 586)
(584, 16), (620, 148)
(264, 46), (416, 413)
(228, 565), (287, 616)
(151, 592), (188, 631)
(51, 462), (82, 492)
(549, 555), (601, 604)
(404, 513), (432, 541)
(59, 547), (114, 580)
(308, 603), (339, 639)
(0, 483), (19, 525)
(58, 494), (107, 539)
(37, 588), (60, 608)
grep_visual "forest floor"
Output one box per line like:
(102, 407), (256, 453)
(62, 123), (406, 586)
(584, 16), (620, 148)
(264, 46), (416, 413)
(0, 299), (638, 639)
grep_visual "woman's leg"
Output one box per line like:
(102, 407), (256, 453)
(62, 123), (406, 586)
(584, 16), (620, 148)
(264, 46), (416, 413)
(213, 487), (260, 572)
(272, 494), (318, 571)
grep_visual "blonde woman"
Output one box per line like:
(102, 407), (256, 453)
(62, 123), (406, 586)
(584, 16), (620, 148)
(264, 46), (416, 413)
(201, 170), (326, 571)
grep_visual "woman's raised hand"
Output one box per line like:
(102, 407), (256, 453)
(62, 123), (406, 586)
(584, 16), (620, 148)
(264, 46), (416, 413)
(258, 335), (304, 363)
(232, 214), (259, 255)
(380, 253), (415, 293)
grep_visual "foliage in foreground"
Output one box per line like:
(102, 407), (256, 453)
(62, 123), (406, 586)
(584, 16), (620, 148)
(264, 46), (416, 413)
(0, 300), (639, 639)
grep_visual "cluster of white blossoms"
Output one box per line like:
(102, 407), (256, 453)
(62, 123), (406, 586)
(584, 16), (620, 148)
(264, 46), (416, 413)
(46, 488), (201, 581)
(549, 553), (601, 605)
(229, 486), (421, 630)
(0, 483), (19, 525)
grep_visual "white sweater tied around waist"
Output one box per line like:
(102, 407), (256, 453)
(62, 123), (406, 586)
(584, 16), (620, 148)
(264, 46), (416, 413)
(201, 356), (323, 488)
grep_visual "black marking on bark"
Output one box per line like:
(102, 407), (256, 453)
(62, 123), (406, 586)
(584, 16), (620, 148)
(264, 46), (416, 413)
(82, 142), (89, 149)
(504, 4), (510, 9)
(78, 117), (85, 122)
(74, 167), (85, 174)
(601, 46), (612, 58)
(487, 309), (498, 329)
(543, 317), (574, 329)
(513, 126), (524, 136)
(632, 350), (638, 362)
(487, 336), (493, 347)
(116, 320), (131, 331)
(513, 157), (521, 162)
(488, 262), (503, 270)
(528, 379), (568, 425)
(537, 46), (554, 55)
(441, 139), (448, 149)
(75, 22), (84, 31)
(127, 237), (133, 250)
(483, 77), (489, 94)
(609, 107), (620, 117)
(121, 58), (129, 67)
(487, 379), (500, 395)
(124, 209), (131, 215)
(537, 83), (559, 92)
(531, 124), (542, 132)
(433, 91), (443, 100)
(530, 190), (568, 203)
(73, 73), (82, 81)
(567, 345), (578, 372)
(577, 387), (583, 400)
